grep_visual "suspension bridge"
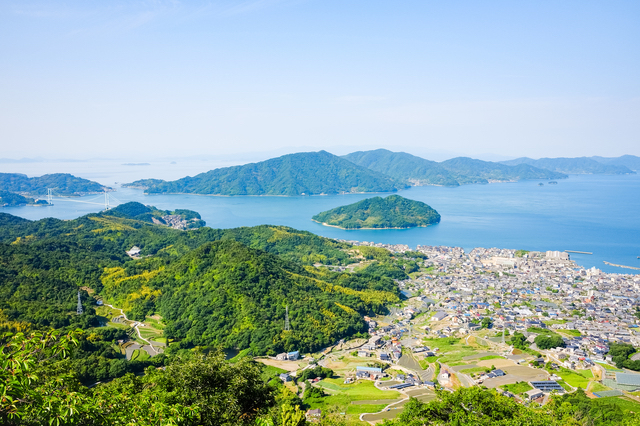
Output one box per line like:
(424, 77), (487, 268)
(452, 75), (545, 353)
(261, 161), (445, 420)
(45, 188), (126, 211)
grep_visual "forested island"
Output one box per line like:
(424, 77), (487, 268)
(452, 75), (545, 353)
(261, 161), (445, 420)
(128, 151), (405, 196)
(343, 149), (567, 186)
(0, 190), (48, 207)
(312, 195), (441, 229)
(0, 172), (111, 196)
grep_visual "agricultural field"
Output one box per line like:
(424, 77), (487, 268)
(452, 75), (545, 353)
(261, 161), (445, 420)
(310, 379), (403, 423)
(422, 337), (482, 365)
(556, 368), (594, 389)
(501, 382), (533, 395)
(589, 382), (612, 393)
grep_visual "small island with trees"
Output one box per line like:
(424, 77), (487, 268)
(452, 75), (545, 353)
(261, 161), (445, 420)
(312, 194), (441, 229)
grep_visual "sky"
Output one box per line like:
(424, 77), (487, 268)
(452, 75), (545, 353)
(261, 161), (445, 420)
(1, 0), (639, 161)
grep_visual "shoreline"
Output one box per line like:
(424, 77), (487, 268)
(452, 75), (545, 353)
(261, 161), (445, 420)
(311, 219), (432, 231)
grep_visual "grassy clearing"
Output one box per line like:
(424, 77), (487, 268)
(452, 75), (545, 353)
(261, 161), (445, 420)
(596, 362), (623, 371)
(423, 337), (480, 364)
(501, 382), (532, 395)
(560, 329), (581, 337)
(556, 368), (592, 388)
(345, 404), (387, 415)
(590, 382), (612, 393)
(479, 355), (504, 361)
(261, 365), (288, 381)
(309, 379), (401, 422)
(130, 349), (150, 362)
(595, 397), (640, 414)
(460, 367), (487, 375)
(543, 320), (567, 326)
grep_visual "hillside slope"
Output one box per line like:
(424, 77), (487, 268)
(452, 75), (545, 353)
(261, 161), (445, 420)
(136, 151), (406, 196)
(312, 195), (441, 229)
(0, 173), (111, 195)
(501, 157), (635, 174)
(344, 149), (566, 185)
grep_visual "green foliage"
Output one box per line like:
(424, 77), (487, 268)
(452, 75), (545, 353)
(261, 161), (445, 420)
(534, 333), (565, 350)
(609, 342), (640, 370)
(515, 250), (530, 257)
(381, 388), (553, 425)
(509, 332), (528, 350)
(106, 202), (205, 229)
(502, 157), (635, 175)
(0, 172), (108, 196)
(312, 195), (440, 229)
(139, 151), (406, 196)
(1, 330), (275, 426)
(297, 366), (333, 382)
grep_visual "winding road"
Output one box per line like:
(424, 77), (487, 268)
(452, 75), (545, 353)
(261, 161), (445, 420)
(105, 303), (156, 355)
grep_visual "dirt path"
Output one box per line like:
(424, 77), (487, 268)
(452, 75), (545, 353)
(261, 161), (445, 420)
(106, 303), (156, 354)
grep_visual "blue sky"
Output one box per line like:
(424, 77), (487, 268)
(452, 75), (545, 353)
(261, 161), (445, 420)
(1, 0), (638, 160)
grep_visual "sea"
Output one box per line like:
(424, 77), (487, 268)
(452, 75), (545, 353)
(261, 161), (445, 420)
(2, 159), (639, 275)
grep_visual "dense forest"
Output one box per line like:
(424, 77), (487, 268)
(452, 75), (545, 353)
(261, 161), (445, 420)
(0, 173), (110, 195)
(312, 195), (441, 229)
(343, 149), (567, 186)
(128, 151), (406, 196)
(0, 209), (405, 360)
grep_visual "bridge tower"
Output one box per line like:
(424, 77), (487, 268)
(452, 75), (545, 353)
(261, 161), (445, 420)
(104, 190), (110, 210)
(47, 188), (53, 205)
(77, 291), (83, 315)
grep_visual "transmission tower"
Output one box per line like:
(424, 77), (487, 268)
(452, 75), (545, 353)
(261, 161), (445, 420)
(76, 291), (83, 315)
(284, 305), (290, 331)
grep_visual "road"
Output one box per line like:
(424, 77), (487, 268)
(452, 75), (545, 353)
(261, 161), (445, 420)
(105, 303), (156, 354)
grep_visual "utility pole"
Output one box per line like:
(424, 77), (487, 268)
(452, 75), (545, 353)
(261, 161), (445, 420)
(77, 291), (83, 315)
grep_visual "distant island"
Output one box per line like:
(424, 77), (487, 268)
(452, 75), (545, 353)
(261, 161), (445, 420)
(125, 151), (406, 196)
(0, 173), (111, 196)
(121, 178), (166, 189)
(105, 201), (205, 230)
(312, 195), (441, 229)
(500, 157), (636, 175)
(0, 190), (48, 207)
(343, 149), (568, 186)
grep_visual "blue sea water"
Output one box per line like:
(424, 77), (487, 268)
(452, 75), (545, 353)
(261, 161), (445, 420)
(2, 161), (639, 274)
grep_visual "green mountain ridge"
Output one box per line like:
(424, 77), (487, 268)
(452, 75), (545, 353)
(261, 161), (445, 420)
(501, 157), (636, 174)
(0, 210), (400, 356)
(0, 172), (111, 196)
(342, 149), (566, 186)
(312, 194), (441, 229)
(134, 151), (406, 196)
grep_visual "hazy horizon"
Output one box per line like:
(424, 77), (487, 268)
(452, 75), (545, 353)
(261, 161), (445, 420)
(2, 1), (639, 159)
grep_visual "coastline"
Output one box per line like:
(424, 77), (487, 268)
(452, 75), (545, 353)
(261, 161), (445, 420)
(311, 219), (431, 230)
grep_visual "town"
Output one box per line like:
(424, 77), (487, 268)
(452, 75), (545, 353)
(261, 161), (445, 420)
(265, 240), (640, 423)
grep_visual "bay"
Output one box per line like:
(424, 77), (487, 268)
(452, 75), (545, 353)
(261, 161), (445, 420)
(2, 160), (639, 275)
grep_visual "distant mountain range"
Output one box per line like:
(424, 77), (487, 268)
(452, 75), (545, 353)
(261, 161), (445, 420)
(342, 149), (566, 186)
(0, 173), (111, 196)
(132, 151), (406, 196)
(500, 157), (637, 174)
(123, 150), (638, 196)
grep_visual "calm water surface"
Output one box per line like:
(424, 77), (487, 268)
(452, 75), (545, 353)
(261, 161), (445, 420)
(3, 161), (639, 274)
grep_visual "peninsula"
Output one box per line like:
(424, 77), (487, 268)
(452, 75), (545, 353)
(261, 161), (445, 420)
(312, 194), (441, 229)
